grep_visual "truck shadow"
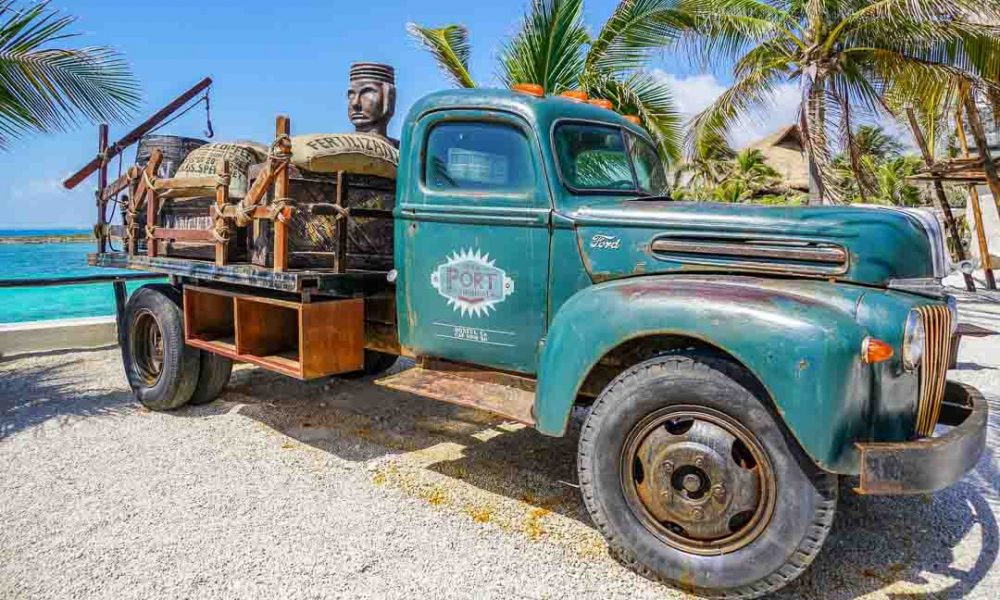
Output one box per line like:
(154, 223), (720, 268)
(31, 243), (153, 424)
(192, 364), (1000, 599)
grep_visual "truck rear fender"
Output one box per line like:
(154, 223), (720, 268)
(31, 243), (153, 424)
(535, 276), (870, 473)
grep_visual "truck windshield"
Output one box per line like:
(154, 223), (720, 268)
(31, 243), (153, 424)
(554, 122), (667, 195)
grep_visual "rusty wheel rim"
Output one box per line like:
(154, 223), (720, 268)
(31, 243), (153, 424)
(130, 309), (164, 387)
(620, 405), (775, 555)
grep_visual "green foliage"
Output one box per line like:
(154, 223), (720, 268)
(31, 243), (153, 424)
(0, 0), (139, 148)
(675, 0), (1000, 203)
(408, 0), (685, 162)
(832, 125), (924, 206)
(673, 147), (803, 204)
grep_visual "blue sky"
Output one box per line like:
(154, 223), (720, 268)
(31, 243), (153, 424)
(0, 0), (802, 229)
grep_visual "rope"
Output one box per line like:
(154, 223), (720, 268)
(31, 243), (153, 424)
(234, 203), (256, 228)
(147, 90), (211, 137)
(144, 225), (157, 238)
(268, 134), (292, 161)
(267, 198), (294, 223)
(215, 173), (231, 188)
(211, 222), (231, 244)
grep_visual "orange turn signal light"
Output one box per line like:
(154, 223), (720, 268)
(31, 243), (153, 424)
(862, 337), (894, 364)
(623, 115), (642, 125)
(512, 83), (544, 97)
(560, 90), (589, 102)
(588, 98), (613, 110)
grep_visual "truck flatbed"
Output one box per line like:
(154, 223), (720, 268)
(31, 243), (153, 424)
(89, 252), (392, 297)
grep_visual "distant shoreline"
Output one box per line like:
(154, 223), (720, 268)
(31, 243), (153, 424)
(0, 233), (92, 244)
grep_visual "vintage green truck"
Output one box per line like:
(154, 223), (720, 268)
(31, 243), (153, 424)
(88, 87), (986, 598)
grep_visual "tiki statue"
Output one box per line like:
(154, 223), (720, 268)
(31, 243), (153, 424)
(348, 63), (397, 143)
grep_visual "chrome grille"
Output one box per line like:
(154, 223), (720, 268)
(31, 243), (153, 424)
(914, 305), (953, 436)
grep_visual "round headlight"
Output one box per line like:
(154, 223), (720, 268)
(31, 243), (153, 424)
(945, 295), (959, 335)
(902, 310), (925, 371)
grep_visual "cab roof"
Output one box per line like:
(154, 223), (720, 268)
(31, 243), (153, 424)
(405, 87), (650, 141)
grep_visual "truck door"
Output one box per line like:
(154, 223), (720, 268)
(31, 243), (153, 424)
(396, 111), (551, 374)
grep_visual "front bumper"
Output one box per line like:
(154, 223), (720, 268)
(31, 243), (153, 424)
(856, 381), (987, 495)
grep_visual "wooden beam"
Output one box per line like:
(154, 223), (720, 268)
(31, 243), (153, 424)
(150, 228), (216, 242)
(128, 150), (163, 256)
(273, 115), (291, 273)
(962, 93), (1000, 218)
(335, 171), (348, 274)
(957, 110), (997, 289)
(101, 167), (137, 202)
(215, 159), (230, 266)
(147, 187), (158, 258)
(906, 107), (976, 292)
(63, 77), (213, 190)
(97, 124), (109, 253)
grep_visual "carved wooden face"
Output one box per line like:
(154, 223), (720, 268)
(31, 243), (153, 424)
(348, 81), (389, 131)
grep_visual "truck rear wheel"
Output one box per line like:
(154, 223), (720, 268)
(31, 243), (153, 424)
(188, 352), (233, 405)
(122, 284), (200, 411)
(578, 353), (837, 599)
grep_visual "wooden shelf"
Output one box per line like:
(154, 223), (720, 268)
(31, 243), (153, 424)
(183, 285), (363, 380)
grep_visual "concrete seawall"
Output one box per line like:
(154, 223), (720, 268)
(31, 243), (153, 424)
(0, 316), (116, 358)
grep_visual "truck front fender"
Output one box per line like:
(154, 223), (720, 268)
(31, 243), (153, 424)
(536, 275), (871, 473)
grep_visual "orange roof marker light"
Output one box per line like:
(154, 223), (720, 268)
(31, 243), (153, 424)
(624, 115), (642, 125)
(588, 98), (613, 110)
(560, 90), (588, 102)
(512, 83), (544, 97)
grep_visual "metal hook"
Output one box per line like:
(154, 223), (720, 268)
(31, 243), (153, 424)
(204, 90), (214, 139)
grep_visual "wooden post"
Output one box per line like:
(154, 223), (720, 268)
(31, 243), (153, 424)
(335, 171), (348, 274)
(962, 94), (1000, 216)
(215, 159), (230, 266)
(146, 185), (158, 258)
(905, 107), (976, 291)
(273, 115), (291, 273)
(956, 111), (997, 289)
(97, 124), (109, 254)
(128, 150), (162, 256)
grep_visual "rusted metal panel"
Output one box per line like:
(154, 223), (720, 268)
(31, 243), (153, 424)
(376, 360), (535, 424)
(857, 381), (987, 495)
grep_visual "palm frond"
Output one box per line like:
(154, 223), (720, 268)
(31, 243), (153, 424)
(585, 0), (690, 76)
(498, 0), (589, 93)
(0, 0), (139, 147)
(588, 70), (682, 162)
(406, 23), (477, 88)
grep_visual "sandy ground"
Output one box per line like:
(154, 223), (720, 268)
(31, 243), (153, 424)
(1, 284), (998, 599)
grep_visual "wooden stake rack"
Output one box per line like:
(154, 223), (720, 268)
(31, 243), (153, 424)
(102, 115), (379, 276)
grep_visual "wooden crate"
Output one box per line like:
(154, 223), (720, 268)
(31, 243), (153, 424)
(183, 285), (364, 379)
(249, 166), (394, 271)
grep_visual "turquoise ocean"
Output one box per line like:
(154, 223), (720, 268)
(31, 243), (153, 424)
(0, 229), (161, 324)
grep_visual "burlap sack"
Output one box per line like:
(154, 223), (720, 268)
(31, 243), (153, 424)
(173, 141), (268, 198)
(290, 133), (399, 179)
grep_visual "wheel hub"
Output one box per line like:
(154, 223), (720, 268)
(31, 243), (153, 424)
(130, 309), (165, 386)
(622, 406), (775, 555)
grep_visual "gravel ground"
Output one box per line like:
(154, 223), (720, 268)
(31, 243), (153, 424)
(1, 287), (998, 599)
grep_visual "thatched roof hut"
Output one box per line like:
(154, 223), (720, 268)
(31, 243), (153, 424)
(747, 125), (809, 191)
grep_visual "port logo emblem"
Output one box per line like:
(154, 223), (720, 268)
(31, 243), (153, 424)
(431, 248), (515, 317)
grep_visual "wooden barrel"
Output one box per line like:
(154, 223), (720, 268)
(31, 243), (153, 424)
(136, 135), (207, 178)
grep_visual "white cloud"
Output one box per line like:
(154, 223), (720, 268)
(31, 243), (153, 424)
(653, 69), (801, 149)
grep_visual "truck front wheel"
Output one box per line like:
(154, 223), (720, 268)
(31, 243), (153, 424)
(122, 284), (201, 411)
(578, 354), (837, 599)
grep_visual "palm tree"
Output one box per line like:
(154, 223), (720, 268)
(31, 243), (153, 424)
(0, 1), (139, 148)
(408, 0), (685, 161)
(678, 0), (1000, 204)
(674, 146), (785, 202)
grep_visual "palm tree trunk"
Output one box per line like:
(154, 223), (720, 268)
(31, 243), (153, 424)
(905, 107), (975, 292)
(802, 84), (827, 205)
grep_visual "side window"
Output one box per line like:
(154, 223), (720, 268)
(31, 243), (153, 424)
(424, 122), (535, 193)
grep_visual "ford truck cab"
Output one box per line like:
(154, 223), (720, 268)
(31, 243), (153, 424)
(387, 87), (986, 597)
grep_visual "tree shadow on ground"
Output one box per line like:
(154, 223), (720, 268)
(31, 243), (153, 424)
(0, 350), (133, 440)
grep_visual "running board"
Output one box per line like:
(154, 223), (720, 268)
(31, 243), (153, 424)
(376, 359), (536, 425)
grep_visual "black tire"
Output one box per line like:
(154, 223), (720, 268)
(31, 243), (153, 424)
(122, 284), (201, 411)
(578, 353), (837, 599)
(341, 350), (398, 378)
(188, 352), (233, 405)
